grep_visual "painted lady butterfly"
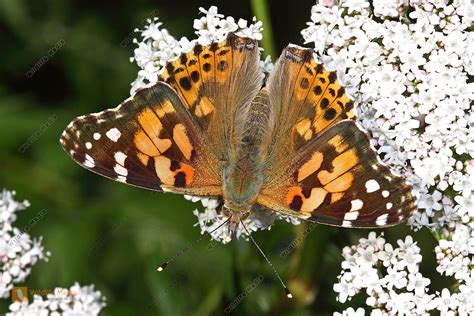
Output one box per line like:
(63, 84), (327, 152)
(60, 33), (416, 229)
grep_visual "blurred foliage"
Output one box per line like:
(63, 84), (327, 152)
(0, 0), (445, 315)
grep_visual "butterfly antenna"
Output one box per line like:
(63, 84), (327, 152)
(157, 217), (231, 272)
(240, 220), (293, 299)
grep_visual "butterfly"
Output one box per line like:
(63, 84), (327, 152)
(60, 33), (416, 229)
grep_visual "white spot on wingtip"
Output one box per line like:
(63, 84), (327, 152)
(114, 164), (128, 176)
(84, 154), (95, 168)
(106, 128), (121, 142)
(350, 199), (363, 211)
(382, 190), (390, 198)
(344, 210), (359, 221)
(116, 175), (127, 182)
(365, 179), (380, 193)
(93, 133), (101, 140)
(376, 214), (388, 226)
(114, 151), (127, 165)
(85, 142), (92, 149)
(386, 202), (393, 210)
(342, 220), (352, 227)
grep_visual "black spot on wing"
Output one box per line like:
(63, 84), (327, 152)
(300, 78), (310, 89)
(191, 71), (200, 82)
(174, 172), (186, 187)
(320, 98), (329, 109)
(179, 77), (192, 91)
(290, 195), (303, 211)
(217, 61), (228, 72)
(203, 63), (211, 72)
(313, 86), (322, 95)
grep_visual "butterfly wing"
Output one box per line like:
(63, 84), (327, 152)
(265, 44), (355, 169)
(258, 120), (416, 227)
(60, 83), (222, 195)
(258, 44), (416, 227)
(61, 34), (262, 197)
(158, 33), (263, 163)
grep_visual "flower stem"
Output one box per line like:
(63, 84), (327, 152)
(250, 0), (276, 58)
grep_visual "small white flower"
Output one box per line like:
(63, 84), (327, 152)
(454, 195), (474, 222)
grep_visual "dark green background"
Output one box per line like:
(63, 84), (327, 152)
(0, 1), (442, 315)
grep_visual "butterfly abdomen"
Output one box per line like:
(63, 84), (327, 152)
(234, 88), (274, 163)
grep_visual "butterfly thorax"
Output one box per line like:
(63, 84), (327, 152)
(222, 89), (274, 215)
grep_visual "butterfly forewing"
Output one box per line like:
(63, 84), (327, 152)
(60, 83), (222, 196)
(258, 120), (416, 227)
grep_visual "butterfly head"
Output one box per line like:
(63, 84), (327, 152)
(221, 203), (251, 231)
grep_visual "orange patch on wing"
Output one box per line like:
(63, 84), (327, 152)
(324, 172), (354, 193)
(330, 192), (344, 203)
(286, 186), (327, 214)
(137, 152), (150, 166)
(317, 149), (358, 185)
(301, 188), (327, 214)
(154, 156), (195, 186)
(179, 163), (195, 186)
(328, 135), (349, 153)
(173, 124), (193, 160)
(215, 44), (232, 84)
(195, 96), (215, 117)
(137, 108), (172, 154)
(155, 100), (175, 118)
(134, 131), (160, 156)
(314, 114), (336, 133)
(154, 156), (174, 184)
(295, 118), (313, 140)
(286, 186), (303, 206)
(297, 151), (324, 182)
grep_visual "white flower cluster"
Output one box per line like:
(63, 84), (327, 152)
(0, 190), (49, 298)
(0, 189), (106, 315)
(302, 1), (473, 313)
(188, 195), (296, 244)
(433, 222), (474, 314)
(130, 6), (265, 94)
(334, 232), (474, 315)
(301, 0), (473, 230)
(131, 7), (285, 242)
(8, 283), (106, 316)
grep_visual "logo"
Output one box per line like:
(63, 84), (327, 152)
(12, 287), (28, 303)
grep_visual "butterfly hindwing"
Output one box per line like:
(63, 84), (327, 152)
(60, 82), (222, 196)
(258, 120), (416, 227)
(158, 33), (263, 162)
(266, 45), (355, 160)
